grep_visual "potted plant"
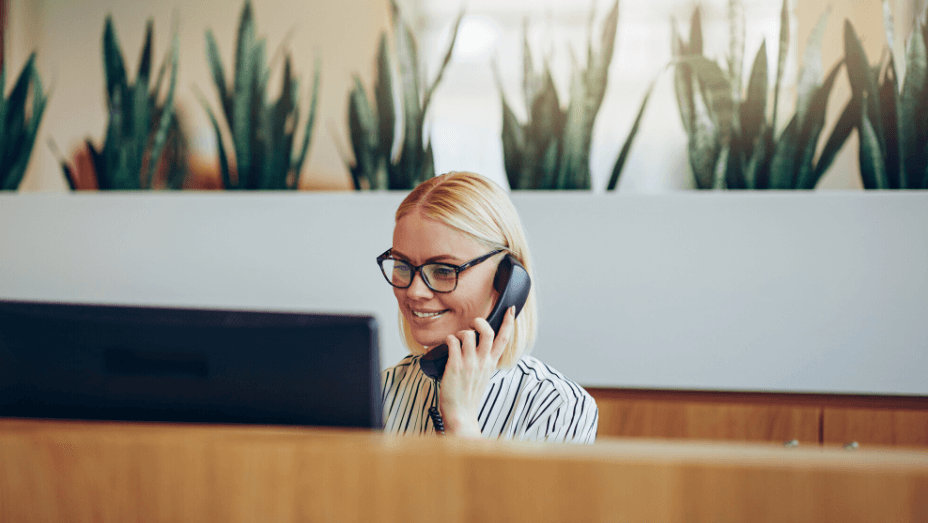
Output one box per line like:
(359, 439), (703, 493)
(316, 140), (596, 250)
(198, 0), (320, 190)
(57, 16), (183, 190)
(671, 0), (848, 189)
(346, 0), (463, 190)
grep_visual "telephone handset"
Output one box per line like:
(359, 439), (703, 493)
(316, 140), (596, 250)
(419, 254), (532, 381)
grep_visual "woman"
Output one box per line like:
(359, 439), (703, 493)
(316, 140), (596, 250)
(378, 172), (598, 443)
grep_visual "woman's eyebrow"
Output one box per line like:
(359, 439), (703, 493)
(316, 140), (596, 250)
(390, 249), (461, 264)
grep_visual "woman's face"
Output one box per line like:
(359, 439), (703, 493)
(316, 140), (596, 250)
(391, 210), (500, 349)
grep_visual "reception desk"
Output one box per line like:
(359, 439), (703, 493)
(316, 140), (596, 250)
(1, 418), (926, 522)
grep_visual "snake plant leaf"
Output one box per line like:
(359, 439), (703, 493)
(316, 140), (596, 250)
(740, 40), (768, 150)
(0, 66), (6, 165)
(796, 9), (830, 129)
(422, 140), (435, 182)
(882, 0), (901, 83)
(422, 9), (463, 117)
(391, 0), (422, 190)
(232, 1), (257, 188)
(813, 96), (859, 182)
(898, 27), (927, 189)
(83, 139), (105, 189)
(607, 78), (656, 190)
(844, 20), (885, 153)
(349, 77), (378, 189)
(713, 143), (730, 188)
(878, 57), (901, 188)
(4, 54), (35, 154)
(727, 0), (746, 102)
(688, 83), (721, 189)
(146, 30), (178, 190)
(555, 0), (619, 190)
(742, 122), (769, 189)
(689, 7), (703, 55)
(205, 30), (231, 122)
(795, 60), (843, 189)
(768, 114), (799, 189)
(771, 0), (789, 132)
(292, 57), (320, 186)
(197, 90), (233, 189)
(499, 83), (525, 190)
(688, 56), (733, 136)
(374, 36), (394, 161)
(859, 98), (889, 189)
(103, 16), (128, 112)
(522, 21), (541, 115)
(671, 23), (695, 138)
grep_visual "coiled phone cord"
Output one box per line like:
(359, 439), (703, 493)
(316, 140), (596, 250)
(428, 379), (445, 435)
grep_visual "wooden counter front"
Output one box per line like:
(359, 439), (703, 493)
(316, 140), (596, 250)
(1, 418), (926, 522)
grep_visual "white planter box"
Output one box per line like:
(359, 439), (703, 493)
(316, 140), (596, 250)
(1, 191), (926, 395)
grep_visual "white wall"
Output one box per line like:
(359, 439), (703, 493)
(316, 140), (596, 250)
(2, 192), (926, 395)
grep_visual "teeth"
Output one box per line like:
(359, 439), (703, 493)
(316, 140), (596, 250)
(412, 310), (446, 318)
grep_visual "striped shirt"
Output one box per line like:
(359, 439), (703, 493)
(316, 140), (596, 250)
(381, 354), (598, 443)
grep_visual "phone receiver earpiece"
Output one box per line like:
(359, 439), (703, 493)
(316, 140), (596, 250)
(419, 255), (531, 381)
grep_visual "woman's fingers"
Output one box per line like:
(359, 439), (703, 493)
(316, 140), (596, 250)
(491, 306), (516, 361)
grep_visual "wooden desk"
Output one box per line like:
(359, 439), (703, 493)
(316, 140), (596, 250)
(1, 419), (926, 522)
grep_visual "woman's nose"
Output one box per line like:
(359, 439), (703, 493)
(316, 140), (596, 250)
(405, 271), (433, 298)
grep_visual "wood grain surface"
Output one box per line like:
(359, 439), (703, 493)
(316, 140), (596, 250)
(1, 418), (927, 523)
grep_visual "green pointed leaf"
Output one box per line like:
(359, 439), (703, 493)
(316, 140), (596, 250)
(882, 0), (901, 82)
(146, 29), (178, 190)
(689, 7), (703, 55)
(814, 97), (859, 180)
(391, 0), (422, 187)
(795, 60), (843, 189)
(232, 10), (257, 189)
(349, 76), (379, 189)
(686, 56), (733, 129)
(607, 78), (655, 190)
(768, 114), (799, 189)
(671, 21), (695, 136)
(687, 67), (721, 189)
(899, 27), (927, 189)
(522, 21), (541, 115)
(421, 8), (463, 116)
(205, 30), (231, 122)
(796, 8), (830, 130)
(878, 57), (901, 188)
(727, 0), (746, 101)
(844, 20), (885, 152)
(743, 122), (768, 189)
(103, 16), (128, 111)
(860, 99), (889, 189)
(374, 35), (394, 160)
(292, 57), (320, 187)
(197, 90), (233, 189)
(771, 0), (789, 133)
(499, 84), (525, 190)
(137, 20), (153, 89)
(740, 41), (768, 148)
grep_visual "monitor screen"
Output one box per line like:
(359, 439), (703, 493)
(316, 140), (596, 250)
(0, 300), (382, 429)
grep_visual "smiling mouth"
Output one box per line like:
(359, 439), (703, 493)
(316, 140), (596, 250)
(411, 309), (449, 319)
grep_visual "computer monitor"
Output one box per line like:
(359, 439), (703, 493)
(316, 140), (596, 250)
(0, 300), (382, 429)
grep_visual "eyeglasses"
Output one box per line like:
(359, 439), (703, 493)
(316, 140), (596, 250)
(376, 248), (505, 293)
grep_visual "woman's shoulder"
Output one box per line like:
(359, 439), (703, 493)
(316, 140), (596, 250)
(507, 355), (596, 407)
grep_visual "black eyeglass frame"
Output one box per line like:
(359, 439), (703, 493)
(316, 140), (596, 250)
(376, 248), (506, 293)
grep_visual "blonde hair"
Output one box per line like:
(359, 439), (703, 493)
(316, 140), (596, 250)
(394, 171), (537, 368)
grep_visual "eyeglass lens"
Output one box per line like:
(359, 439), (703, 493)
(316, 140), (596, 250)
(381, 259), (457, 292)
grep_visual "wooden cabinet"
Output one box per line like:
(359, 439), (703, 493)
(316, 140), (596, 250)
(588, 388), (928, 447)
(823, 408), (928, 447)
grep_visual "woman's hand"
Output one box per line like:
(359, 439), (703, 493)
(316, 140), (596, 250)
(438, 306), (516, 438)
